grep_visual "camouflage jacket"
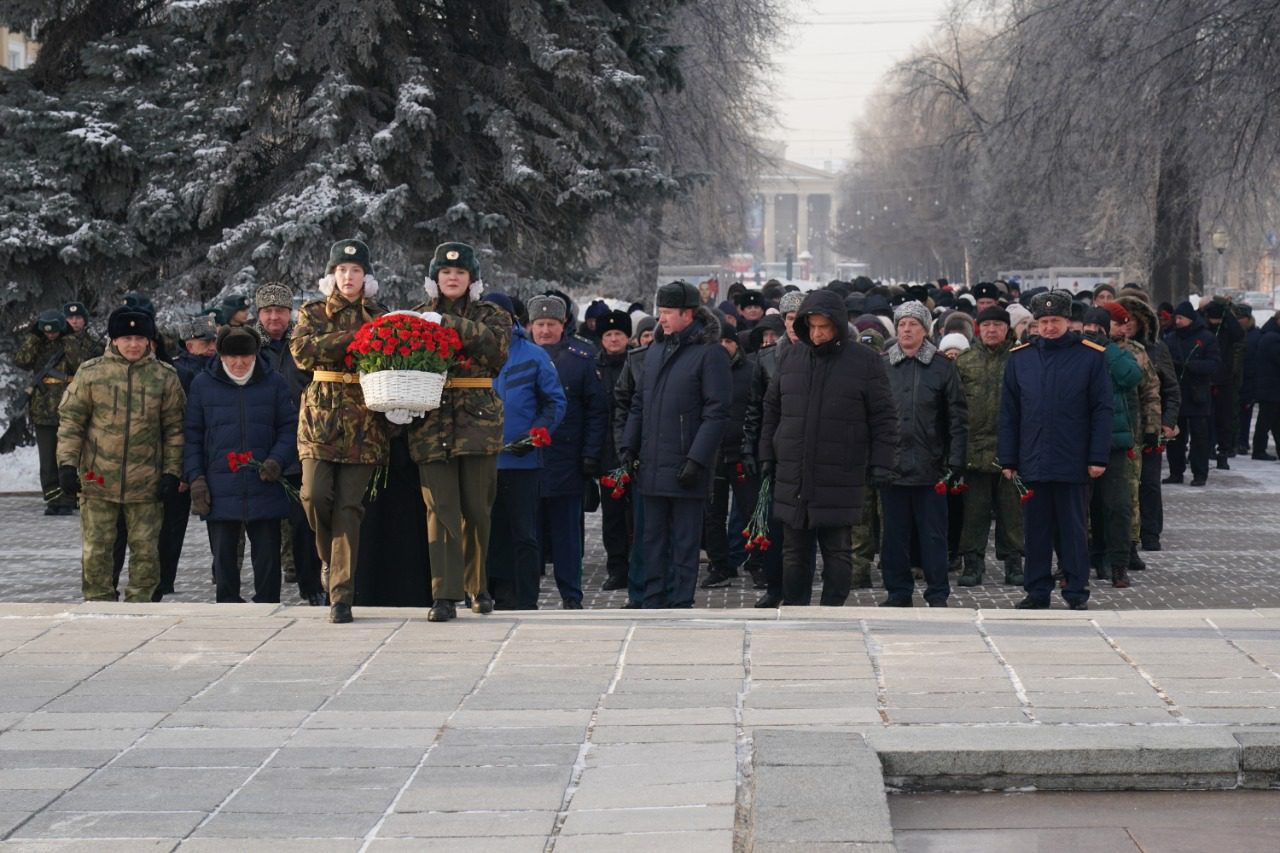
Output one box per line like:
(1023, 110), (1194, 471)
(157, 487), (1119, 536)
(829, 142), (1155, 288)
(66, 331), (105, 364)
(1115, 337), (1162, 438)
(954, 332), (1015, 472)
(56, 347), (186, 503)
(14, 333), (84, 426)
(290, 292), (390, 465)
(406, 294), (511, 464)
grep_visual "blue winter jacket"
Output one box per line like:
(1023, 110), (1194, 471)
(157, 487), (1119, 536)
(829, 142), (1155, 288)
(621, 307), (732, 498)
(540, 339), (607, 497)
(183, 356), (298, 521)
(998, 331), (1113, 482)
(494, 325), (566, 471)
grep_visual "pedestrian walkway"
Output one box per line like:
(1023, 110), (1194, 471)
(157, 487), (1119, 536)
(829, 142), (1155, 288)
(0, 605), (1275, 848)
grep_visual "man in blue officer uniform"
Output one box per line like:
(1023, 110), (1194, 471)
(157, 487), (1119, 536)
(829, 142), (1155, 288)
(527, 295), (606, 609)
(999, 289), (1113, 611)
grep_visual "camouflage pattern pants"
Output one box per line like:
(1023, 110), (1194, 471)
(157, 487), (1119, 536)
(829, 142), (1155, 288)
(81, 497), (161, 602)
(301, 460), (375, 607)
(851, 486), (880, 581)
(419, 455), (498, 603)
(959, 471), (1024, 561)
(1128, 451), (1142, 542)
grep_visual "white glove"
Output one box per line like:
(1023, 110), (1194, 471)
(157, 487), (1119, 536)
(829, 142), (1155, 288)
(385, 408), (414, 425)
(421, 311), (442, 324)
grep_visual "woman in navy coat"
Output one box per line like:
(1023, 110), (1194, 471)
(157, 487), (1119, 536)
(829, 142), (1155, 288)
(184, 326), (298, 603)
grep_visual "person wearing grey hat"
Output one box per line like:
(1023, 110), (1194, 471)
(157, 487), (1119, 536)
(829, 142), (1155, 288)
(620, 282), (732, 607)
(999, 286), (1115, 611)
(633, 315), (656, 347)
(879, 300), (967, 607)
(526, 294), (568, 325)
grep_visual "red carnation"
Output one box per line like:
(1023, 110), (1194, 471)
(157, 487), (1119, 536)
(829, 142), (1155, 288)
(601, 476), (617, 488)
(611, 488), (625, 499)
(934, 481), (947, 495)
(1126, 447), (1136, 460)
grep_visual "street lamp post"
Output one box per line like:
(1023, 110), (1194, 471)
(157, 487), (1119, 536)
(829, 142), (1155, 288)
(1211, 226), (1229, 296)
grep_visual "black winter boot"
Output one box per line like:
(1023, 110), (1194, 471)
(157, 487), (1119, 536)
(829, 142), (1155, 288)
(1004, 557), (1024, 586)
(957, 554), (984, 587)
(1111, 563), (1131, 589)
(1128, 543), (1146, 572)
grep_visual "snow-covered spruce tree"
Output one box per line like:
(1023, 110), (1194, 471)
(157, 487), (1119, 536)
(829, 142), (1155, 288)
(0, 0), (685, 327)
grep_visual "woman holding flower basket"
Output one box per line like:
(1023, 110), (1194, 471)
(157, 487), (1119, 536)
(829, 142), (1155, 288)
(183, 326), (298, 603)
(408, 242), (511, 622)
(290, 239), (390, 624)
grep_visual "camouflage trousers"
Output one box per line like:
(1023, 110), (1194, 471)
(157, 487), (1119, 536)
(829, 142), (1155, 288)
(851, 486), (880, 582)
(958, 471), (1024, 561)
(1128, 451), (1142, 543)
(301, 460), (375, 607)
(419, 455), (498, 603)
(81, 497), (161, 602)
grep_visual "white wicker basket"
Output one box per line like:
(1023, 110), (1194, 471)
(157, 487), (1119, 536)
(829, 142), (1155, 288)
(359, 369), (446, 413)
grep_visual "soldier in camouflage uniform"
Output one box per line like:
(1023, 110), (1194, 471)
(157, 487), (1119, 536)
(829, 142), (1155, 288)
(14, 309), (88, 514)
(408, 242), (511, 622)
(62, 302), (105, 364)
(57, 307), (185, 602)
(290, 239), (390, 624)
(955, 306), (1024, 587)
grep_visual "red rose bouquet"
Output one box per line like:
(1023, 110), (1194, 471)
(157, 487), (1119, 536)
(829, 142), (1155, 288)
(600, 465), (633, 500)
(503, 427), (553, 456)
(227, 451), (301, 503)
(741, 475), (773, 551)
(347, 314), (463, 374)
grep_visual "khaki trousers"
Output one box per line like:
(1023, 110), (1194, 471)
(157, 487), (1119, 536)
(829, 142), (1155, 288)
(301, 459), (375, 606)
(419, 455), (497, 602)
(82, 497), (161, 602)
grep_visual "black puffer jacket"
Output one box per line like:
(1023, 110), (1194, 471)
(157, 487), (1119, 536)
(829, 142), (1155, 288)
(884, 337), (968, 486)
(741, 337), (791, 459)
(621, 307), (732, 497)
(761, 290), (898, 528)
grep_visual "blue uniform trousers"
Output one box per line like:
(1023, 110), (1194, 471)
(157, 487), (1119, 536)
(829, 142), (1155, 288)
(540, 494), (584, 604)
(1023, 481), (1090, 606)
(641, 495), (704, 608)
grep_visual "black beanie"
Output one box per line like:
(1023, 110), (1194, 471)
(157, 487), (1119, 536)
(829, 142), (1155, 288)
(975, 305), (1011, 326)
(1174, 301), (1197, 320)
(1083, 307), (1113, 330)
(216, 325), (261, 356)
(1203, 300), (1226, 319)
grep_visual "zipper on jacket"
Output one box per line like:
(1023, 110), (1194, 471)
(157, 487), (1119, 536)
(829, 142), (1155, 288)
(239, 383), (249, 521)
(120, 363), (133, 502)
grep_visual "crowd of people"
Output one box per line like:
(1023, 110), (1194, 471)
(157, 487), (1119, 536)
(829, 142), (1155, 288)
(14, 241), (1271, 620)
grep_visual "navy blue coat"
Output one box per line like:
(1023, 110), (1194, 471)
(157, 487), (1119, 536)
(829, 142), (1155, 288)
(998, 332), (1113, 483)
(183, 357), (298, 521)
(494, 326), (567, 471)
(596, 348), (629, 469)
(1163, 318), (1220, 417)
(1254, 317), (1280, 403)
(174, 350), (210, 394)
(1240, 324), (1262, 404)
(719, 347), (754, 464)
(539, 339), (606, 497)
(622, 307), (732, 498)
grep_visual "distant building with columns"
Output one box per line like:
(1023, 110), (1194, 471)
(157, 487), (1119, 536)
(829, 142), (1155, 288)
(1, 24), (38, 70)
(743, 145), (847, 281)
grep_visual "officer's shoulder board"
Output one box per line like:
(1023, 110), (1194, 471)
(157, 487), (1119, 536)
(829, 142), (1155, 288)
(570, 347), (592, 360)
(1081, 339), (1106, 352)
(1009, 342), (1031, 353)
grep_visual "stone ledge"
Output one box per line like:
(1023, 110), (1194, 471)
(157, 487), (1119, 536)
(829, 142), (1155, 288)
(1234, 729), (1280, 789)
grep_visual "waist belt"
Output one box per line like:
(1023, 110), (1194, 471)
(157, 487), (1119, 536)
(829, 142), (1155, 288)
(41, 377), (67, 385)
(445, 377), (493, 389)
(312, 370), (360, 384)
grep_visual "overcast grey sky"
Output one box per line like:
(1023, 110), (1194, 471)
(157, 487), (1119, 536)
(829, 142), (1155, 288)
(771, 0), (954, 166)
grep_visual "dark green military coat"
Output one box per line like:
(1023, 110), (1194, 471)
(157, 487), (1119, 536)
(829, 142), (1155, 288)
(954, 332), (1015, 473)
(290, 291), (390, 465)
(406, 294), (511, 465)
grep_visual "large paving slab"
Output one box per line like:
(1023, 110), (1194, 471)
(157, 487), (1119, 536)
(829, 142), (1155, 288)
(0, 606), (1278, 849)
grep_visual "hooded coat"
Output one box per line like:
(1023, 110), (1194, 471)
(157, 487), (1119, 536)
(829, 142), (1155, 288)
(182, 356), (298, 521)
(760, 290), (898, 528)
(621, 306), (732, 498)
(1118, 295), (1181, 430)
(1163, 316), (1220, 418)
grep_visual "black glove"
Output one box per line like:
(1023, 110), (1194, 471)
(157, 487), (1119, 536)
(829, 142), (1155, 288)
(258, 458), (282, 483)
(868, 466), (898, 487)
(741, 453), (759, 479)
(618, 448), (637, 469)
(58, 465), (81, 497)
(508, 442), (535, 458)
(676, 459), (703, 489)
(760, 460), (775, 480)
(581, 457), (601, 478)
(157, 473), (180, 501)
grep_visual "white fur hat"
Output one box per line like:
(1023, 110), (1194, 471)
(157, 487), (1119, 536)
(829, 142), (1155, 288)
(938, 332), (971, 354)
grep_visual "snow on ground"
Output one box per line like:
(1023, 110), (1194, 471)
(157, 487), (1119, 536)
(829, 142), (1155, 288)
(0, 445), (41, 493)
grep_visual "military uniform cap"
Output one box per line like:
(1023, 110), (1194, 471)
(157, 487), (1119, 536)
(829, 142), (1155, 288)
(428, 241), (480, 281)
(656, 280), (700, 310)
(35, 309), (67, 335)
(734, 289), (767, 309)
(63, 301), (88, 318)
(221, 293), (251, 312)
(326, 238), (372, 274)
(1030, 289), (1073, 319)
(107, 306), (157, 340)
(596, 309), (632, 338)
(527, 295), (567, 323)
(183, 314), (218, 341)
(123, 291), (155, 316)
(971, 281), (1001, 302)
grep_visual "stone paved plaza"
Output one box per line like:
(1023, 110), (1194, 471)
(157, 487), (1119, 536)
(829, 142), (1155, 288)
(2, 453), (1280, 610)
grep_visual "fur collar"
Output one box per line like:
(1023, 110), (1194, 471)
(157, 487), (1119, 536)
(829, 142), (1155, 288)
(887, 338), (937, 366)
(653, 305), (721, 346)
